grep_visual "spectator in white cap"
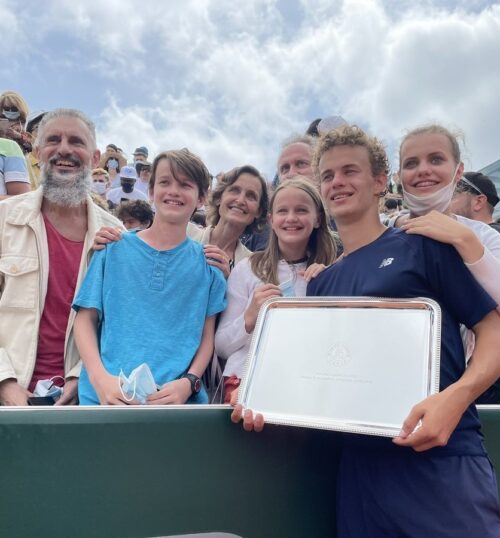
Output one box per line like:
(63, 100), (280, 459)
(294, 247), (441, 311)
(106, 165), (148, 209)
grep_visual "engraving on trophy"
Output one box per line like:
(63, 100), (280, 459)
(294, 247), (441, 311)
(327, 342), (352, 368)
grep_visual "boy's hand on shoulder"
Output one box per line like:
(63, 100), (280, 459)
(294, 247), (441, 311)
(93, 226), (122, 251)
(299, 263), (327, 283)
(147, 378), (192, 405)
(203, 244), (231, 279)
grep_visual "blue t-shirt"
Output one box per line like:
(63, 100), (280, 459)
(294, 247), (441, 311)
(73, 232), (227, 405)
(307, 228), (497, 456)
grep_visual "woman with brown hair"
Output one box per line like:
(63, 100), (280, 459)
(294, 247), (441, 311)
(215, 177), (336, 401)
(188, 164), (269, 277)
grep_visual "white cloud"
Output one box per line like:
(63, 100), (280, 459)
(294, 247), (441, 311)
(96, 94), (277, 177)
(5, 0), (500, 175)
(0, 0), (29, 78)
(341, 3), (500, 167)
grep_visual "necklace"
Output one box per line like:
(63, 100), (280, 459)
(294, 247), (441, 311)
(283, 255), (308, 265)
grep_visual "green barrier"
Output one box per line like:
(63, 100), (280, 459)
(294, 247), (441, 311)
(0, 406), (338, 538)
(477, 405), (500, 474)
(1, 406), (499, 538)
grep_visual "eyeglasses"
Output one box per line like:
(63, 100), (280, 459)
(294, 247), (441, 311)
(455, 177), (484, 196)
(2, 106), (19, 112)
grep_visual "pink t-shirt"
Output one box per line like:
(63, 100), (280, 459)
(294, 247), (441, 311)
(29, 215), (84, 392)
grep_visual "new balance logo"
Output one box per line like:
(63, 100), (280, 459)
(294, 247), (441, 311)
(379, 258), (394, 268)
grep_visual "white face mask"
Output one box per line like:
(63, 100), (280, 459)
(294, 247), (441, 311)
(33, 376), (65, 402)
(2, 109), (20, 121)
(92, 182), (107, 195)
(402, 163), (460, 217)
(119, 363), (158, 404)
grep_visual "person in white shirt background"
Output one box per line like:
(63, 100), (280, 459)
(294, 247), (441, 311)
(106, 165), (149, 209)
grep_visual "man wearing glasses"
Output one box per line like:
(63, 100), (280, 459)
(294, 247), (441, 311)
(451, 172), (500, 233)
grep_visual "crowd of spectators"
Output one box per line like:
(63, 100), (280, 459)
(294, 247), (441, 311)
(1, 89), (500, 535)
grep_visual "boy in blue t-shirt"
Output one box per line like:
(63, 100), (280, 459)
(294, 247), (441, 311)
(73, 149), (226, 405)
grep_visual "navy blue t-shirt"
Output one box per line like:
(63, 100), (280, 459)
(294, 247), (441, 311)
(307, 228), (497, 456)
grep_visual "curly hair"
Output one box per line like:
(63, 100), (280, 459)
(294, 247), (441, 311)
(313, 125), (390, 178)
(92, 168), (110, 181)
(206, 165), (269, 234)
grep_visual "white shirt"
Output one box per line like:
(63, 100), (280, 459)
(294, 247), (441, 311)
(135, 180), (150, 196)
(389, 212), (500, 305)
(106, 187), (149, 205)
(456, 215), (500, 305)
(215, 257), (308, 378)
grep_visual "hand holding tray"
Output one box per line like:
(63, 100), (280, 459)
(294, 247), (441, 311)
(237, 297), (441, 437)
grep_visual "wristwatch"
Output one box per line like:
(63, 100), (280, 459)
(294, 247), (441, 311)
(182, 373), (201, 394)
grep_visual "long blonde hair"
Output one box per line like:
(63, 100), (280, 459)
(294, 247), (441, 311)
(251, 178), (336, 285)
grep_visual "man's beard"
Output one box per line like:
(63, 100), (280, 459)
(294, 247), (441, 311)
(40, 163), (92, 207)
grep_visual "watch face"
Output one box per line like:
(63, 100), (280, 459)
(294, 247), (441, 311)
(193, 378), (202, 393)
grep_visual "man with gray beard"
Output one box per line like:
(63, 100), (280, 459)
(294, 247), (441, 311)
(0, 109), (121, 406)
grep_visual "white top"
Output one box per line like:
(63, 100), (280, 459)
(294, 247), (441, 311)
(215, 257), (308, 378)
(456, 215), (500, 305)
(106, 187), (149, 205)
(135, 180), (150, 196)
(452, 215), (500, 360)
(389, 213), (500, 305)
(186, 223), (251, 265)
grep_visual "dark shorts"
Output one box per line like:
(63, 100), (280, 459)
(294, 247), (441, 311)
(337, 448), (500, 538)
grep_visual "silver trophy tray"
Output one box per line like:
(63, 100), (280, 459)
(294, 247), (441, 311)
(238, 297), (441, 437)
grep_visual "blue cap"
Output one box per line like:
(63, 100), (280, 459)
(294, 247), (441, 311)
(133, 146), (148, 158)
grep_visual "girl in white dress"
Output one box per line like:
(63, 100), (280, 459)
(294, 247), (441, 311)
(215, 177), (337, 402)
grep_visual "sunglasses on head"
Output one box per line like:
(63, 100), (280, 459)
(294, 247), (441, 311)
(455, 177), (484, 196)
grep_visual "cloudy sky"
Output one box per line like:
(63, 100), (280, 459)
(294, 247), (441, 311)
(2, 0), (499, 178)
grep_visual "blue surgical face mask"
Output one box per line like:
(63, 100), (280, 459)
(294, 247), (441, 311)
(279, 278), (296, 298)
(120, 363), (158, 404)
(33, 376), (65, 402)
(2, 109), (20, 121)
(92, 182), (107, 195)
(107, 158), (119, 170)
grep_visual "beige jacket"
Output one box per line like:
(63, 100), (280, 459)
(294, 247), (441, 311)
(0, 188), (121, 387)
